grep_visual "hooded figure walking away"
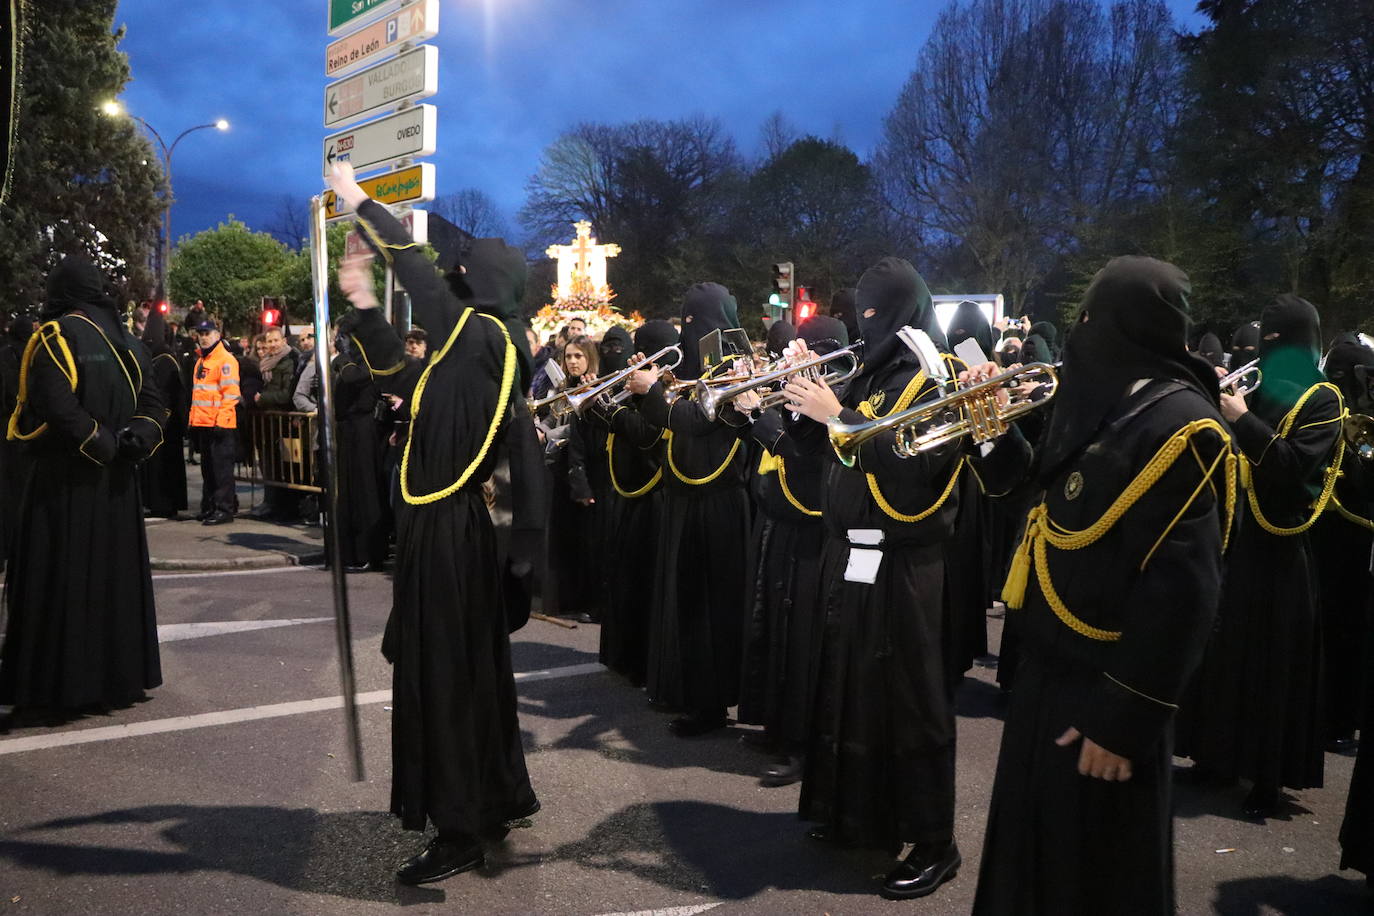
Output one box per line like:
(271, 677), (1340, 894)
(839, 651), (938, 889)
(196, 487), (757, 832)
(1, 255), (166, 721)
(1177, 295), (1345, 818)
(139, 304), (188, 519)
(329, 162), (537, 886)
(968, 257), (1234, 916)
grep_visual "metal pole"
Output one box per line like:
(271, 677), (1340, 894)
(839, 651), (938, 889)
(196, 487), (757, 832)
(310, 195), (365, 781)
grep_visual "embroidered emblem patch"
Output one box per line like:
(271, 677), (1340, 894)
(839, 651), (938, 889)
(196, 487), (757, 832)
(867, 390), (886, 412)
(1064, 471), (1084, 501)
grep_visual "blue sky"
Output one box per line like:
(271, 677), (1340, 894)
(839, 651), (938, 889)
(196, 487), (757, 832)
(111, 0), (1207, 247)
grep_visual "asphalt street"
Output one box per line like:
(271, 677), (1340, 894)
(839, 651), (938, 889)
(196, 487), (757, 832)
(0, 566), (1368, 915)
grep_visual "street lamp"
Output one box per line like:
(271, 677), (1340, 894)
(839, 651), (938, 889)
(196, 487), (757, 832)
(102, 100), (229, 302)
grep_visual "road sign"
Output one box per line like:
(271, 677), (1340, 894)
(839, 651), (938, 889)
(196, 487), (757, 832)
(323, 163), (435, 220)
(325, 0), (438, 78)
(328, 0), (403, 37)
(325, 44), (437, 129)
(346, 210), (427, 257)
(323, 105), (436, 178)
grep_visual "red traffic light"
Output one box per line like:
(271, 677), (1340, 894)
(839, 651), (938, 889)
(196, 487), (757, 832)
(796, 301), (817, 322)
(261, 308), (281, 327)
(157, 301), (169, 314)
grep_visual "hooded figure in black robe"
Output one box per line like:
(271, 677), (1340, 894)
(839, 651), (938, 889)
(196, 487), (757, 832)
(1312, 339), (1374, 748)
(1028, 320), (1060, 359)
(634, 283), (751, 735)
(1178, 295), (1344, 817)
(1020, 332), (1054, 367)
(970, 257), (1232, 916)
(586, 320), (677, 685)
(737, 315), (846, 786)
(331, 333), (388, 570)
(830, 288), (860, 346)
(944, 302), (996, 670)
(1, 256), (165, 717)
(1195, 331), (1227, 369)
(787, 257), (964, 900)
(1229, 319), (1261, 367)
(764, 319), (797, 360)
(138, 305), (188, 518)
(343, 192), (537, 882)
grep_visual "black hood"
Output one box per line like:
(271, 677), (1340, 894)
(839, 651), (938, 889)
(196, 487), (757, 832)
(678, 282), (737, 380)
(7, 314), (36, 344)
(830, 287), (860, 344)
(1250, 294), (1325, 426)
(634, 319), (679, 361)
(1324, 339), (1374, 415)
(947, 301), (994, 360)
(1229, 320), (1261, 363)
(854, 258), (944, 391)
(43, 255), (118, 321)
(1021, 333), (1053, 366)
(598, 325), (633, 374)
(765, 319), (797, 359)
(1038, 256), (1218, 479)
(141, 303), (171, 357)
(799, 314), (849, 352)
(447, 237), (533, 389)
(1029, 321), (1060, 358)
(1196, 332), (1226, 368)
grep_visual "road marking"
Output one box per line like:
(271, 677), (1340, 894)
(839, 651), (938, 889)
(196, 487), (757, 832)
(157, 617), (333, 643)
(0, 662), (605, 756)
(152, 566), (316, 581)
(593, 905), (722, 916)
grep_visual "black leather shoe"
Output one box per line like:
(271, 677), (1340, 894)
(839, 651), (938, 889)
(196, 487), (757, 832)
(759, 755), (803, 787)
(395, 837), (484, 885)
(201, 511), (234, 526)
(1327, 736), (1359, 754)
(344, 564), (371, 574)
(880, 843), (961, 900)
(668, 714), (726, 737)
(1242, 784), (1280, 818)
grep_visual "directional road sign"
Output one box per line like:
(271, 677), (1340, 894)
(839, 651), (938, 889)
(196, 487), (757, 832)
(323, 104), (436, 178)
(325, 0), (439, 78)
(328, 0), (403, 37)
(323, 163), (435, 220)
(325, 44), (437, 129)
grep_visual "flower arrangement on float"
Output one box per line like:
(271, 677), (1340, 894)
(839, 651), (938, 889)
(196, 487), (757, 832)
(530, 275), (643, 341)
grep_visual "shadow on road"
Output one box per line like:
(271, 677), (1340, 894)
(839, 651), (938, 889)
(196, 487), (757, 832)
(553, 800), (890, 899)
(0, 805), (446, 906)
(1211, 872), (1369, 915)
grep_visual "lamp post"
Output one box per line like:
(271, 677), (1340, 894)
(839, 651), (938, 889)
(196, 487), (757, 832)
(102, 101), (229, 302)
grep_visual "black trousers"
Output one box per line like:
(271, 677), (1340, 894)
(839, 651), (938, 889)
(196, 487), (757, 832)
(198, 427), (237, 515)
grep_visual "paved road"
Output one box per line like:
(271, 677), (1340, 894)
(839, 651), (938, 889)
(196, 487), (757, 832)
(0, 567), (1367, 914)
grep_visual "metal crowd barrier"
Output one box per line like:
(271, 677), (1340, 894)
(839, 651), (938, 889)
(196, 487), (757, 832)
(234, 410), (322, 494)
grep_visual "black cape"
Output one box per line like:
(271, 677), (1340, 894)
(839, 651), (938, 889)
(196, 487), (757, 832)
(138, 306), (188, 517)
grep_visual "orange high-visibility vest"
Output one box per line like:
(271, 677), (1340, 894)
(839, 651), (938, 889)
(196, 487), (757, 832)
(189, 342), (240, 429)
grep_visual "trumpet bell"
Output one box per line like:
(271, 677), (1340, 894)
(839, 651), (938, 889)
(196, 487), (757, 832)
(1346, 412), (1374, 462)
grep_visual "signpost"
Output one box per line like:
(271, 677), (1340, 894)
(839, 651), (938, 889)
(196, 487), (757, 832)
(325, 0), (439, 78)
(325, 44), (437, 128)
(324, 163), (434, 219)
(328, 0), (403, 36)
(322, 104), (436, 178)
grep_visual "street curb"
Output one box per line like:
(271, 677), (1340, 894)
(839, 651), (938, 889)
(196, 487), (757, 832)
(150, 552), (326, 572)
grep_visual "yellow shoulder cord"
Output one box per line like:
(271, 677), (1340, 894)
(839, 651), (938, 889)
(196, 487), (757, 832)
(6, 322), (78, 442)
(853, 368), (963, 523)
(349, 333), (408, 377)
(1001, 419), (1236, 642)
(1242, 382), (1346, 537)
(606, 431), (663, 498)
(399, 310), (516, 506)
(64, 313), (139, 405)
(757, 448), (821, 517)
(664, 428), (741, 486)
(1330, 494), (1374, 532)
(354, 211), (421, 265)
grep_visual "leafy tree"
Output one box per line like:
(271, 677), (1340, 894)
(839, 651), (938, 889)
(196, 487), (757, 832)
(0, 0), (165, 315)
(168, 218), (292, 330)
(430, 188), (509, 239)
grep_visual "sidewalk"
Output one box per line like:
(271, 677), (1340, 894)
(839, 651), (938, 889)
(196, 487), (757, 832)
(146, 477), (325, 571)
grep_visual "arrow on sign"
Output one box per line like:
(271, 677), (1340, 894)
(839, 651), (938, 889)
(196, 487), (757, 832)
(328, 93), (338, 117)
(326, 144), (337, 165)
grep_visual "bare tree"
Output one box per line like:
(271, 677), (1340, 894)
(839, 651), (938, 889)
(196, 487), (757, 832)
(429, 188), (510, 239)
(759, 110), (799, 162)
(266, 194), (311, 251)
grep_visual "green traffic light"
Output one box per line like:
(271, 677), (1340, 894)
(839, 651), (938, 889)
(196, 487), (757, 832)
(768, 293), (782, 306)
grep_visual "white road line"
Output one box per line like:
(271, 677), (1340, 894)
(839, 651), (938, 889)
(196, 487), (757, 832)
(0, 662), (606, 756)
(152, 566), (316, 581)
(593, 905), (722, 916)
(157, 617), (333, 643)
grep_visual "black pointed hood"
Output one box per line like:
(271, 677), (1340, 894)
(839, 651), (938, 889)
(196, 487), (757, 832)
(1323, 338), (1374, 415)
(853, 258), (943, 398)
(633, 319), (679, 360)
(598, 325), (633, 373)
(1250, 294), (1325, 426)
(1229, 320), (1261, 364)
(830, 287), (860, 344)
(765, 319), (797, 359)
(141, 303), (171, 356)
(448, 237), (533, 389)
(947, 301), (994, 360)
(677, 282), (737, 380)
(1196, 332), (1226, 369)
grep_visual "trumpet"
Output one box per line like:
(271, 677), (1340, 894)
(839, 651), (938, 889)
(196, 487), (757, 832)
(1346, 412), (1374, 462)
(563, 345), (684, 415)
(695, 345), (862, 420)
(527, 388), (575, 422)
(1219, 358), (1262, 397)
(827, 362), (1059, 467)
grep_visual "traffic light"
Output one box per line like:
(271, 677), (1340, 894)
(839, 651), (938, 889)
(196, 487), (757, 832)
(157, 301), (169, 314)
(259, 296), (282, 331)
(770, 262), (795, 311)
(795, 286), (817, 323)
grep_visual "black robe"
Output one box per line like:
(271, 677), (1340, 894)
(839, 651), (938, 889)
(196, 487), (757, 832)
(1340, 547), (1374, 879)
(332, 355), (387, 568)
(139, 351), (188, 517)
(972, 382), (1231, 916)
(635, 380), (751, 715)
(1, 306), (165, 711)
(736, 408), (827, 751)
(796, 354), (963, 851)
(351, 199), (535, 837)
(1178, 382), (1344, 791)
(585, 397), (665, 684)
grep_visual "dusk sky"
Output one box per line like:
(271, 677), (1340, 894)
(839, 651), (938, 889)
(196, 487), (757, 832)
(111, 0), (1206, 249)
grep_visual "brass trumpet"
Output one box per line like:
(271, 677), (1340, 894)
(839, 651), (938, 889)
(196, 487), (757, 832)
(1219, 358), (1262, 397)
(827, 362), (1059, 467)
(563, 345), (684, 415)
(695, 345), (862, 420)
(1346, 412), (1374, 462)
